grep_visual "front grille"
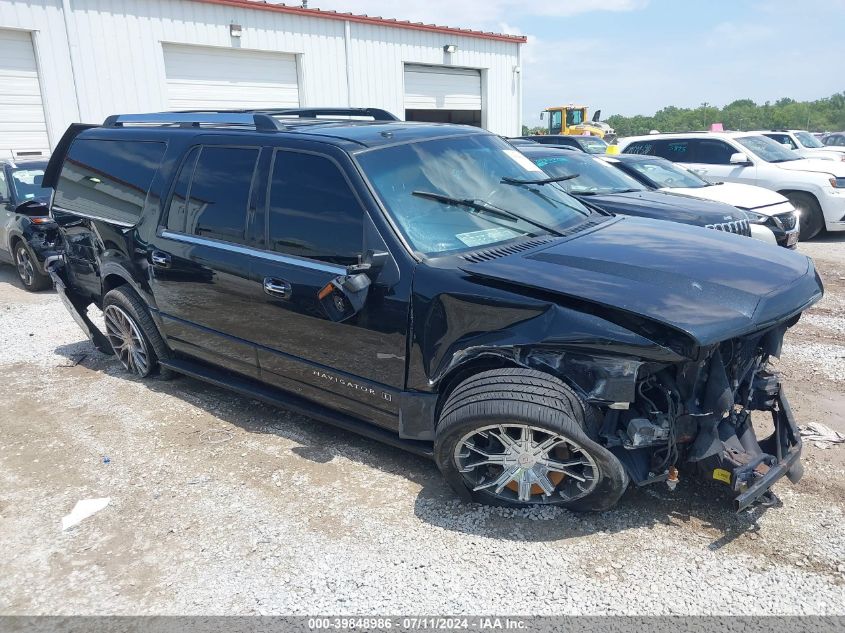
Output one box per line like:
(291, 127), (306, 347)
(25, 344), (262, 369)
(775, 212), (797, 231)
(705, 219), (751, 237)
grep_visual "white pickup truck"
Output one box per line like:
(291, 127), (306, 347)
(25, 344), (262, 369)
(620, 131), (845, 239)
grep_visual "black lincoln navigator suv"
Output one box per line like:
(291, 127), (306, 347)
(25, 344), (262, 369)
(43, 108), (822, 512)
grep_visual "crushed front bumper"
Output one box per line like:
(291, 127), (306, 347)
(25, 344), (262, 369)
(45, 256), (113, 355)
(731, 390), (803, 512)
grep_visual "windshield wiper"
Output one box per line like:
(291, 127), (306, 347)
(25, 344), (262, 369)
(411, 190), (563, 237)
(501, 173), (579, 185)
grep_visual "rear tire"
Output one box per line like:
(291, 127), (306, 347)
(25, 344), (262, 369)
(102, 285), (172, 379)
(786, 192), (824, 241)
(14, 241), (51, 292)
(434, 368), (628, 512)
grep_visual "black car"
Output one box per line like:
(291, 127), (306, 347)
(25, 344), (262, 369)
(518, 145), (756, 238)
(821, 132), (845, 147)
(602, 153), (800, 248)
(518, 134), (609, 154)
(0, 158), (59, 290)
(43, 108), (822, 512)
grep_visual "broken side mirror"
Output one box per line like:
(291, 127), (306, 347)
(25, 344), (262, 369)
(13, 199), (49, 217)
(317, 250), (388, 322)
(318, 272), (371, 322)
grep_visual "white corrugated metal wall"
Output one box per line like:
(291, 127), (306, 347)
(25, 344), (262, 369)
(0, 0), (522, 150)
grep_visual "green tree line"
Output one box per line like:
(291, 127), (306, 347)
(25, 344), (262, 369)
(604, 93), (845, 137)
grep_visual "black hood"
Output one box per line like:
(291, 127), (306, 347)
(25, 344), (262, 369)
(574, 190), (746, 226)
(459, 216), (822, 347)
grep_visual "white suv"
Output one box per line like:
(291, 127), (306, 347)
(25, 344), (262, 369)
(755, 129), (845, 162)
(619, 131), (845, 239)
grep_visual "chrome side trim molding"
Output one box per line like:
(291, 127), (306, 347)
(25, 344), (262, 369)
(159, 230), (346, 274)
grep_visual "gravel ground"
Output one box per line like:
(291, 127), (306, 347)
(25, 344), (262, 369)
(1, 236), (844, 616)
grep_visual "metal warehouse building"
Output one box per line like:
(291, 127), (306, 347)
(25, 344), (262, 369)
(0, 0), (525, 158)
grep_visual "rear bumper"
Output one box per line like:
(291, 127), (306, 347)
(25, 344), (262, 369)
(45, 256), (113, 354)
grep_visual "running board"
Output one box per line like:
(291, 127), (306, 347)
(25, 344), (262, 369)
(159, 358), (434, 459)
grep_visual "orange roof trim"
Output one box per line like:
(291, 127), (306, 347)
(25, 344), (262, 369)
(194, 0), (528, 43)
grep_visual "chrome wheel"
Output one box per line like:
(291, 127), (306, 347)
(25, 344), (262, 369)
(103, 304), (150, 376)
(454, 424), (599, 504)
(15, 246), (35, 287)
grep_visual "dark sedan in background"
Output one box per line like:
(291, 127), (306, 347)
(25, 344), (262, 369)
(0, 158), (58, 291)
(601, 153), (799, 248)
(518, 145), (759, 240)
(517, 134), (609, 154)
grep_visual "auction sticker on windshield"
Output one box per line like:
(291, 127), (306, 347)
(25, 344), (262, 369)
(456, 227), (521, 247)
(503, 149), (545, 172)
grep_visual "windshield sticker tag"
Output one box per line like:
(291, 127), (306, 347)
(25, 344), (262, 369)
(503, 150), (544, 173)
(456, 227), (520, 247)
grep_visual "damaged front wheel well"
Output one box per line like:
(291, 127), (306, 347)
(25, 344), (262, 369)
(102, 273), (129, 296)
(435, 356), (521, 423)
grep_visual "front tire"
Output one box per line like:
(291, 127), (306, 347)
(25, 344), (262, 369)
(14, 242), (51, 292)
(786, 192), (824, 241)
(434, 368), (629, 511)
(102, 285), (172, 379)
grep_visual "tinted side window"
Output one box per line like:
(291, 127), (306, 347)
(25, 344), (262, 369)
(656, 140), (690, 161)
(268, 151), (363, 266)
(54, 139), (166, 225)
(185, 146), (259, 244)
(766, 133), (795, 149)
(625, 141), (656, 156)
(165, 147), (199, 233)
(692, 140), (735, 164)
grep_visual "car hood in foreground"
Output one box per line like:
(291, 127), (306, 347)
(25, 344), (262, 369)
(573, 190), (746, 226)
(459, 216), (822, 347)
(660, 182), (790, 214)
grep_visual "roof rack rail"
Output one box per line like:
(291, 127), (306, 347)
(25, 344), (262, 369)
(102, 107), (400, 130)
(169, 107), (400, 121)
(254, 107), (399, 121)
(102, 112), (283, 131)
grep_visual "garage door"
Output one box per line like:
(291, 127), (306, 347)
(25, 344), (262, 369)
(0, 29), (49, 158)
(404, 65), (482, 126)
(162, 44), (299, 111)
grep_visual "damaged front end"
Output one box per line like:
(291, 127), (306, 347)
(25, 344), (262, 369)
(599, 322), (803, 511)
(45, 256), (113, 355)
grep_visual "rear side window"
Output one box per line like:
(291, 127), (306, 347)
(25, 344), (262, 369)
(54, 139), (166, 225)
(657, 140), (690, 161)
(267, 151), (363, 266)
(624, 141), (654, 155)
(183, 146), (259, 244)
(165, 147), (200, 233)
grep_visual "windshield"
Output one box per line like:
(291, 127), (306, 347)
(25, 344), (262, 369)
(577, 137), (609, 154)
(736, 135), (801, 163)
(10, 163), (50, 202)
(356, 135), (593, 256)
(529, 152), (645, 195)
(794, 131), (824, 148)
(625, 157), (708, 189)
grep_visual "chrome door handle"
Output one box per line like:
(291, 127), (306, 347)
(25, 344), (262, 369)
(263, 277), (291, 299)
(151, 251), (171, 268)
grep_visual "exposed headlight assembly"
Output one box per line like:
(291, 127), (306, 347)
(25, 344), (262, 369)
(744, 210), (768, 224)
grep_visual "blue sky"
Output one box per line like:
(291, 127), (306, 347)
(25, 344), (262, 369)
(313, 0), (845, 125)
